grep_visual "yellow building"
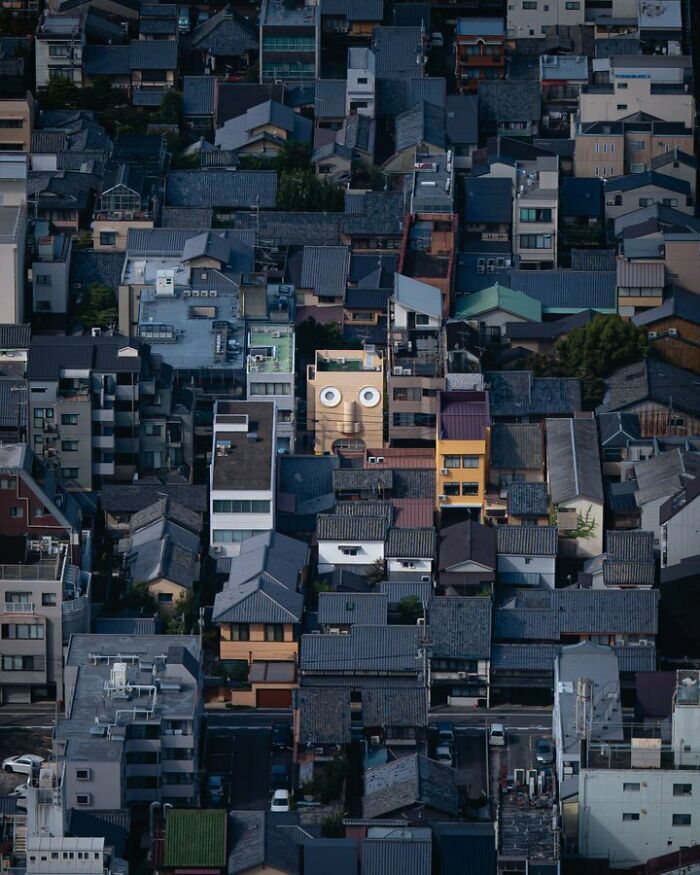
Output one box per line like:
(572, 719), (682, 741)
(307, 348), (384, 454)
(436, 391), (490, 517)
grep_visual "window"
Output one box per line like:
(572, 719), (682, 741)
(99, 232), (116, 246)
(392, 412), (436, 428)
(34, 506), (45, 518)
(357, 76), (368, 84)
(618, 82), (628, 89)
(212, 529), (265, 543)
(36, 299), (51, 311)
(61, 414), (78, 425)
(565, 1), (580, 6)
(629, 141), (645, 152)
(249, 382), (292, 396)
(76, 769), (91, 781)
(10, 507), (23, 518)
(2, 624), (44, 640)
(617, 104), (628, 111)
(623, 783), (640, 792)
(48, 44), (70, 57)
(265, 624), (284, 642)
(6, 592), (31, 603)
(673, 814), (692, 826)
(520, 234), (552, 250)
(639, 198), (654, 207)
(61, 441), (79, 452)
(443, 455), (461, 469)
(622, 813), (640, 822)
(157, 592), (173, 604)
(462, 455), (479, 468)
(462, 482), (480, 495)
(75, 794), (91, 805)
(35, 274), (51, 286)
(231, 624), (250, 641)
(213, 499), (271, 514)
(144, 423), (162, 437)
(520, 208), (552, 223)
(630, 163), (645, 173)
(262, 35), (315, 51)
(340, 545), (359, 556)
(0, 120), (23, 129)
(2, 655), (44, 671)
(442, 482), (460, 496)
(41, 593), (57, 606)
(393, 387), (421, 402)
(522, 1), (536, 7)
(415, 313), (430, 326)
(61, 468), (79, 479)
(663, 198), (678, 207)
(673, 784), (693, 797)
(0, 479), (13, 489)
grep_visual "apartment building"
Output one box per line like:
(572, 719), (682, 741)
(246, 324), (295, 453)
(0, 543), (90, 704)
(577, 73), (695, 128)
(35, 12), (85, 89)
(0, 95), (33, 153)
(388, 275), (445, 445)
(55, 635), (201, 809)
(0, 204), (26, 324)
(512, 156), (559, 270)
(259, 0), (319, 83)
(579, 670), (700, 868)
(209, 400), (276, 556)
(436, 390), (490, 518)
(32, 232), (72, 317)
(507, 0), (584, 39)
(454, 18), (505, 95)
(27, 335), (181, 490)
(307, 347), (384, 454)
(93, 164), (155, 253)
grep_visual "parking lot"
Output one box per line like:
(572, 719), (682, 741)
(0, 719), (53, 795)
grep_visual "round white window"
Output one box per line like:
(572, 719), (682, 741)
(319, 386), (342, 407)
(358, 386), (381, 408)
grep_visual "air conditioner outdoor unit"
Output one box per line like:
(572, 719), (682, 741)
(336, 357), (346, 364)
(393, 366), (403, 375)
(440, 468), (449, 476)
(201, 290), (209, 297)
(457, 671), (467, 679)
(421, 575), (430, 582)
(439, 494), (448, 502)
(182, 290), (191, 298)
(370, 735), (381, 745)
(192, 290), (200, 297)
(668, 328), (677, 337)
(638, 639), (650, 646)
(368, 456), (377, 463)
(648, 331), (657, 339)
(210, 290), (218, 297)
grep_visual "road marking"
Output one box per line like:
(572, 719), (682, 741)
(508, 725), (550, 731)
(0, 725), (54, 730)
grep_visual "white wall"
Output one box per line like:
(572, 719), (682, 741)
(387, 557), (432, 575)
(497, 554), (556, 588)
(641, 498), (665, 549)
(318, 539), (384, 573)
(210, 487), (274, 557)
(662, 497), (700, 568)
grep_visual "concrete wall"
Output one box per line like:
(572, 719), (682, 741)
(662, 496), (700, 568)
(0, 208), (26, 323)
(605, 184), (693, 221)
(0, 98), (33, 152)
(317, 538), (384, 573)
(507, 0), (584, 39)
(32, 254), (70, 315)
(497, 553), (556, 588)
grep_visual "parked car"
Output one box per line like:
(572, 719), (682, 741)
(207, 774), (224, 807)
(270, 763), (290, 790)
(535, 738), (554, 765)
(437, 722), (455, 745)
(8, 782), (28, 810)
(2, 755), (44, 776)
(270, 789), (290, 812)
(272, 722), (293, 751)
(488, 724), (506, 747)
(435, 744), (453, 768)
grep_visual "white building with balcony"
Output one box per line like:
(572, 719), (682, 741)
(346, 47), (376, 118)
(246, 324), (295, 453)
(512, 156), (559, 270)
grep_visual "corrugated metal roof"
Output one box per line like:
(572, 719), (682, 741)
(615, 257), (665, 288)
(546, 418), (604, 504)
(439, 391), (490, 440)
(300, 245), (350, 298)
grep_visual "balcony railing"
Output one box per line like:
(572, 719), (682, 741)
(3, 602), (34, 613)
(498, 572), (544, 587)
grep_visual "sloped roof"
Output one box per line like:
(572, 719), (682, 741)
(317, 514), (388, 541)
(378, 77), (446, 116)
(478, 80), (541, 123)
(385, 528), (436, 558)
(394, 274), (442, 318)
(439, 519), (496, 571)
(318, 592), (388, 626)
(395, 102), (446, 151)
(300, 245), (350, 299)
(454, 283), (541, 322)
(212, 574), (304, 624)
(496, 525), (557, 556)
(462, 176), (512, 223)
(506, 269), (617, 313)
(491, 423), (543, 470)
(363, 754), (459, 818)
(633, 284), (700, 327)
(164, 809), (226, 869)
(301, 625), (420, 673)
(597, 411), (641, 446)
(598, 359), (700, 417)
(546, 418), (604, 504)
(430, 596), (491, 659)
(486, 371), (582, 417)
(182, 76), (216, 116)
(187, 4), (257, 54)
(508, 482), (549, 517)
(371, 27), (425, 79)
(165, 169), (277, 208)
(606, 170), (690, 196)
(607, 530), (654, 562)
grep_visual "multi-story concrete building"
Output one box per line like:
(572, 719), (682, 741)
(436, 390), (490, 519)
(455, 18), (505, 95)
(576, 72), (695, 128)
(0, 543), (90, 704)
(32, 232), (72, 317)
(0, 203), (26, 324)
(35, 12), (85, 89)
(210, 400), (276, 556)
(259, 0), (319, 83)
(578, 670), (700, 868)
(388, 275), (445, 445)
(512, 156), (559, 270)
(54, 635), (201, 810)
(307, 347), (384, 454)
(27, 334), (182, 490)
(246, 324), (295, 453)
(346, 46), (376, 117)
(507, 0), (584, 39)
(0, 95), (33, 153)
(0, 152), (27, 206)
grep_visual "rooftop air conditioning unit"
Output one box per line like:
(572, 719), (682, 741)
(183, 290), (191, 298)
(370, 735), (381, 745)
(368, 456), (378, 463)
(648, 331), (657, 339)
(192, 290), (200, 297)
(201, 290), (209, 297)
(210, 290), (218, 297)
(393, 366), (403, 375)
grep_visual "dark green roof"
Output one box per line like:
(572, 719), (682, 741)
(164, 809), (227, 869)
(453, 283), (542, 323)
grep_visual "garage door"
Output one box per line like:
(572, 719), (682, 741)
(256, 689), (292, 708)
(3, 685), (32, 704)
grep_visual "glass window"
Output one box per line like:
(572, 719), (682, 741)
(622, 813), (640, 821)
(0, 479), (13, 489)
(623, 783), (640, 791)
(443, 455), (461, 469)
(519, 208), (552, 223)
(10, 507), (23, 518)
(393, 387), (421, 402)
(61, 468), (79, 479)
(213, 500), (271, 514)
(61, 414), (78, 425)
(462, 482), (480, 495)
(520, 234), (552, 250)
(212, 529), (265, 543)
(231, 624), (250, 641)
(673, 784), (692, 797)
(41, 593), (57, 606)
(673, 814), (691, 826)
(157, 592), (173, 603)
(265, 624), (284, 642)
(462, 456), (479, 468)
(443, 483), (460, 496)
(35, 274), (51, 286)
(99, 232), (117, 246)
(61, 441), (79, 452)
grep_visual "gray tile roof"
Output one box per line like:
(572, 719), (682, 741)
(633, 449), (691, 506)
(570, 249), (617, 271)
(93, 616), (159, 635)
(613, 644), (656, 672)
(439, 519), (496, 571)
(371, 27), (426, 79)
(0, 324), (30, 349)
(187, 5), (257, 55)
(300, 245), (350, 298)
(317, 514), (388, 541)
(603, 561), (656, 586)
(395, 102), (446, 151)
(385, 528), (435, 558)
(463, 176), (513, 224)
(378, 77), (447, 116)
(101, 483), (208, 514)
(127, 536), (199, 590)
(429, 596), (491, 660)
(490, 643), (558, 671)
(508, 482), (549, 517)
(486, 371), (582, 418)
(129, 497), (201, 535)
(362, 836), (432, 875)
(496, 525), (557, 556)
(506, 269), (617, 313)
(183, 76), (216, 116)
(478, 80), (541, 124)
(446, 94), (479, 145)
(315, 79), (347, 118)
(599, 359), (700, 418)
(321, 0), (383, 20)
(363, 754), (459, 818)
(333, 468), (394, 491)
(378, 580), (432, 606)
(296, 687), (352, 743)
(597, 411), (641, 446)
(607, 530), (654, 562)
(546, 418), (604, 505)
(558, 588), (658, 635)
(212, 574), (303, 624)
(491, 423), (543, 470)
(160, 207), (213, 229)
(318, 592), (388, 626)
(165, 169), (277, 208)
(300, 625), (420, 673)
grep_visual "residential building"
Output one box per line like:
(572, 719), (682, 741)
(259, 0), (320, 83)
(507, 0), (584, 39)
(478, 81), (541, 138)
(436, 390), (490, 518)
(452, 283), (542, 347)
(385, 527), (436, 578)
(27, 335), (183, 490)
(578, 670), (700, 868)
(455, 18), (505, 95)
(316, 510), (388, 573)
(275, 454), (337, 537)
(507, 481), (550, 526)
(100, 483), (208, 538)
(0, 542), (90, 704)
(461, 176), (512, 246)
(496, 525), (558, 588)
(512, 156), (559, 269)
(246, 324), (295, 453)
(662, 234), (700, 295)
(559, 178), (604, 258)
(633, 286), (700, 373)
(320, 0), (383, 44)
(487, 371), (583, 422)
(32, 232), (72, 317)
(616, 258), (665, 319)
(215, 100), (312, 154)
(0, 94), (33, 153)
(0, 152), (28, 206)
(307, 347), (384, 454)
(317, 591), (388, 633)
(546, 418), (605, 558)
(489, 423), (545, 493)
(429, 596), (491, 707)
(346, 47), (376, 117)
(0, 203), (27, 324)
(632, 449), (695, 547)
(35, 12), (84, 89)
(209, 400), (276, 556)
(212, 531), (308, 708)
(54, 635), (201, 809)
(584, 530), (656, 589)
(605, 171), (694, 224)
(362, 755), (458, 821)
(187, 7), (258, 76)
(93, 164), (155, 253)
(660, 477), (700, 569)
(505, 310), (597, 357)
(576, 72), (695, 128)
(81, 41), (178, 104)
(388, 275), (445, 445)
(540, 55), (589, 134)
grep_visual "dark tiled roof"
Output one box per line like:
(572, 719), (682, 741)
(183, 76), (216, 116)
(385, 528), (435, 558)
(429, 596), (491, 659)
(614, 645), (656, 673)
(93, 616), (159, 635)
(27, 335), (142, 380)
(160, 206), (213, 228)
(486, 371), (582, 417)
(101, 484), (209, 514)
(491, 643), (558, 670)
(606, 170), (690, 196)
(558, 588), (658, 635)
(314, 79), (347, 118)
(395, 102), (446, 151)
(506, 269), (617, 313)
(496, 525), (557, 556)
(570, 249), (617, 271)
(607, 479), (639, 513)
(371, 27), (425, 79)
(478, 80), (541, 124)
(218, 83), (284, 125)
(69, 251), (126, 297)
(297, 687), (352, 743)
(187, 6), (257, 55)
(446, 94), (479, 145)
(463, 176), (512, 224)
(603, 561), (656, 586)
(318, 592), (388, 626)
(439, 520), (496, 571)
(546, 418), (604, 504)
(362, 836), (431, 875)
(362, 754), (459, 818)
(378, 77), (447, 116)
(321, 0), (383, 20)
(491, 423), (543, 470)
(599, 360), (700, 417)
(0, 324), (30, 349)
(607, 530), (654, 562)
(508, 482), (549, 517)
(317, 514), (388, 541)
(300, 245), (350, 299)
(597, 411), (641, 446)
(166, 169), (277, 208)
(301, 625), (420, 673)
(212, 575), (303, 624)
(560, 177), (603, 218)
(333, 468), (393, 491)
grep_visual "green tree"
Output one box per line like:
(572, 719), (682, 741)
(164, 591), (194, 634)
(366, 558), (385, 585)
(529, 314), (648, 407)
(276, 169), (344, 212)
(159, 90), (184, 128)
(123, 582), (158, 614)
(39, 77), (83, 110)
(78, 283), (118, 330)
(308, 578), (331, 609)
(399, 595), (423, 625)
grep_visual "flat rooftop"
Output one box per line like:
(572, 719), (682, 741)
(314, 349), (383, 373)
(411, 153), (455, 214)
(247, 325), (294, 374)
(212, 401), (275, 492)
(262, 0), (319, 27)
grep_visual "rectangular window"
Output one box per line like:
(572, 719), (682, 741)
(212, 529), (265, 543)
(41, 593), (57, 606)
(48, 44), (70, 57)
(99, 232), (117, 246)
(249, 383), (291, 396)
(673, 814), (691, 826)
(2, 655), (44, 671)
(623, 783), (640, 792)
(144, 424), (162, 436)
(519, 208), (552, 223)
(157, 592), (173, 603)
(617, 104), (628, 110)
(0, 479), (13, 489)
(565, 1), (580, 7)
(443, 455), (461, 469)
(212, 499), (271, 514)
(61, 468), (79, 479)
(75, 794), (91, 805)
(462, 482), (480, 496)
(622, 813), (640, 822)
(340, 546), (358, 555)
(10, 507), (23, 518)
(639, 198), (654, 207)
(1, 624), (44, 640)
(231, 624), (250, 641)
(522, 1), (537, 8)
(629, 141), (645, 152)
(520, 234), (552, 250)
(462, 456), (479, 468)
(673, 784), (692, 797)
(443, 483), (460, 496)
(61, 441), (79, 452)
(35, 274), (52, 286)
(393, 387), (421, 402)
(265, 624), (284, 642)
(76, 769), (91, 780)
(663, 198), (678, 207)
(61, 414), (78, 425)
